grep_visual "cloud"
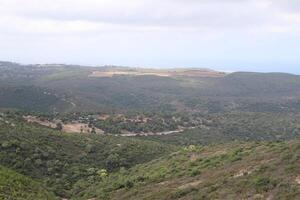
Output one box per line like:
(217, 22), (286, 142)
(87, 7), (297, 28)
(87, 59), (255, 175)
(0, 0), (296, 32)
(1, 0), (300, 73)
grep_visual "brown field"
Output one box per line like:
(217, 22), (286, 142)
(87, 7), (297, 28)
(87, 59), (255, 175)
(62, 123), (104, 134)
(89, 68), (226, 78)
(24, 116), (57, 128)
(97, 114), (110, 120)
(24, 116), (104, 134)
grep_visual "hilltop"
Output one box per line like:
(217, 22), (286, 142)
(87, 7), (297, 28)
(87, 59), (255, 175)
(89, 67), (226, 78)
(1, 61), (300, 114)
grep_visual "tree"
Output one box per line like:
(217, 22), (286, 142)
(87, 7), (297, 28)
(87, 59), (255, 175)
(97, 169), (108, 179)
(105, 154), (120, 170)
(56, 122), (63, 131)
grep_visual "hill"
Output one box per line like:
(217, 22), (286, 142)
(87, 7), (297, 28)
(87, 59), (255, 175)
(1, 61), (300, 199)
(82, 140), (300, 200)
(0, 166), (57, 200)
(2, 61), (300, 113)
(0, 112), (174, 198)
(89, 67), (226, 78)
(1, 112), (300, 199)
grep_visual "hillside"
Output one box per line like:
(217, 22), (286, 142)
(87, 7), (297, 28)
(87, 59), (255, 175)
(0, 166), (57, 200)
(1, 112), (300, 199)
(0, 86), (71, 112)
(2, 112), (300, 199)
(2, 61), (300, 113)
(0, 113), (174, 198)
(142, 112), (300, 145)
(1, 61), (300, 199)
(82, 140), (300, 200)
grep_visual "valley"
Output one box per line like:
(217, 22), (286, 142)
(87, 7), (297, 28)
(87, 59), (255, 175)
(1, 1), (300, 199)
(0, 61), (300, 199)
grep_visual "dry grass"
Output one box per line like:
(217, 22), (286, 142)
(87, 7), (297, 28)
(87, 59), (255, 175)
(24, 115), (104, 134)
(24, 115), (57, 128)
(89, 68), (226, 78)
(62, 122), (104, 134)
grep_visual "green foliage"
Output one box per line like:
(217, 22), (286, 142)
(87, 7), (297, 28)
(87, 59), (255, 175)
(251, 176), (278, 192)
(1, 113), (300, 199)
(82, 140), (300, 200)
(0, 86), (69, 113)
(1, 62), (300, 200)
(0, 113), (174, 198)
(56, 122), (63, 131)
(3, 61), (300, 114)
(143, 112), (300, 146)
(0, 165), (57, 200)
(97, 169), (108, 179)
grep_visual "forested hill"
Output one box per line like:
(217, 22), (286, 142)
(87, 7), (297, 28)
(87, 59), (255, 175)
(0, 113), (174, 198)
(0, 113), (299, 199)
(1, 61), (300, 199)
(1, 61), (300, 113)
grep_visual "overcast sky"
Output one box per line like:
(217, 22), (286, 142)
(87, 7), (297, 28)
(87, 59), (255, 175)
(1, 0), (300, 73)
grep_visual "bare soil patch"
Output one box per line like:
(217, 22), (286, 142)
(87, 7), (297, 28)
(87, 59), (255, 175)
(62, 123), (104, 134)
(295, 175), (300, 184)
(234, 168), (255, 178)
(178, 180), (202, 189)
(24, 116), (57, 128)
(24, 115), (104, 134)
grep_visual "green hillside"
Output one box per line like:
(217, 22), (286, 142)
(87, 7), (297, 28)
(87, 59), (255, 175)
(2, 61), (300, 113)
(0, 166), (57, 200)
(83, 140), (300, 200)
(0, 86), (71, 112)
(1, 115), (300, 200)
(142, 112), (300, 146)
(1, 61), (300, 199)
(0, 113), (174, 198)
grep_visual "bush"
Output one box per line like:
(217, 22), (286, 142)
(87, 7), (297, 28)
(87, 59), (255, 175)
(252, 176), (278, 192)
(190, 168), (201, 177)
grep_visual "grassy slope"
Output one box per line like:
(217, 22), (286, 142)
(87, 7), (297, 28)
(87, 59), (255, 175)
(83, 140), (300, 200)
(0, 114), (174, 198)
(0, 166), (57, 200)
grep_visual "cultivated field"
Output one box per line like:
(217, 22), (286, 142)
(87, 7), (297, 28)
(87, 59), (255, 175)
(89, 68), (226, 78)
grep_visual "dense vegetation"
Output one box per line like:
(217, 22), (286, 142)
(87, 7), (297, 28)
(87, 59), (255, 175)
(2, 61), (300, 114)
(82, 140), (300, 200)
(0, 86), (70, 112)
(0, 112), (174, 198)
(143, 112), (300, 145)
(1, 61), (300, 199)
(37, 111), (201, 134)
(0, 166), (57, 200)
(2, 112), (300, 199)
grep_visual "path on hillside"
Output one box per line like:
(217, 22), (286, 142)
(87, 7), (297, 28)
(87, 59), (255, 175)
(120, 126), (197, 137)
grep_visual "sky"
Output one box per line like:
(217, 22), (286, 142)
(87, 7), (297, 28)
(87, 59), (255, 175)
(1, 0), (300, 73)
